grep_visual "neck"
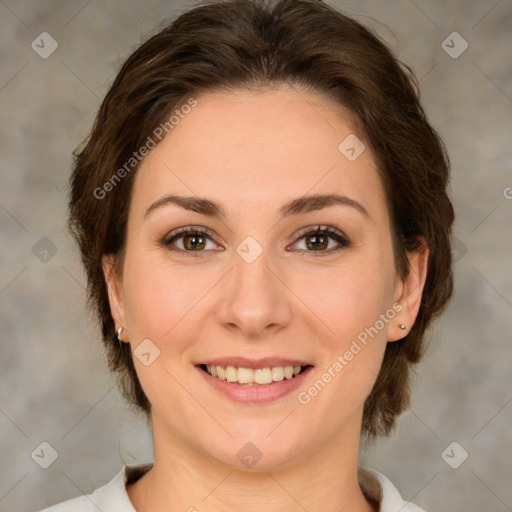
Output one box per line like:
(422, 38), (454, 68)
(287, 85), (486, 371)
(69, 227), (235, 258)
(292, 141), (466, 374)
(127, 412), (376, 512)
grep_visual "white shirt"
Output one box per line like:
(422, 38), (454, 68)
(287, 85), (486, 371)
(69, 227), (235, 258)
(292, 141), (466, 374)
(39, 463), (427, 511)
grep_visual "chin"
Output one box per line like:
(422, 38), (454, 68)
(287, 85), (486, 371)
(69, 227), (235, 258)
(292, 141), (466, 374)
(196, 423), (310, 472)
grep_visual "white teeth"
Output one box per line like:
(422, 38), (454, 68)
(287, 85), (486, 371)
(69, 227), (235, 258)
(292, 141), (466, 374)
(237, 367), (254, 384)
(205, 364), (305, 385)
(225, 365), (237, 383)
(271, 366), (284, 381)
(254, 368), (272, 384)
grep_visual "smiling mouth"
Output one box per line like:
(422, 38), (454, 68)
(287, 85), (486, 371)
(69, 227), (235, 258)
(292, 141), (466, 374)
(199, 364), (312, 386)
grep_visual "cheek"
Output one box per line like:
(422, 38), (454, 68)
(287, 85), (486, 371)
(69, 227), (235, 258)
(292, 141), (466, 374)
(122, 254), (225, 379)
(121, 257), (206, 410)
(300, 253), (396, 398)
(123, 256), (201, 339)
(306, 258), (396, 341)
(295, 270), (393, 432)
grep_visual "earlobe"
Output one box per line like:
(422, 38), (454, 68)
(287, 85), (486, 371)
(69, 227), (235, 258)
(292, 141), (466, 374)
(388, 239), (429, 342)
(102, 254), (127, 335)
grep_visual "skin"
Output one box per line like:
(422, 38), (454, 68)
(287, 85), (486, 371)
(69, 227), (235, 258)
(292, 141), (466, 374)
(103, 85), (428, 512)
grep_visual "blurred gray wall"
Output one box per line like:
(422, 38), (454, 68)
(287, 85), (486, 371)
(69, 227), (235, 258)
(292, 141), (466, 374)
(0, 1), (511, 510)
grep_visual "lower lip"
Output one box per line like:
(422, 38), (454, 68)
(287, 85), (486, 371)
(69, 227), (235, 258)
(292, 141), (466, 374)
(197, 366), (313, 403)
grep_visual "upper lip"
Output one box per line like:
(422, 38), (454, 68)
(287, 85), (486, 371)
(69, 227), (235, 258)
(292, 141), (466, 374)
(196, 357), (313, 369)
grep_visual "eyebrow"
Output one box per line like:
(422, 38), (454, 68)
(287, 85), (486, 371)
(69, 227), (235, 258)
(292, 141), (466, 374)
(144, 193), (369, 220)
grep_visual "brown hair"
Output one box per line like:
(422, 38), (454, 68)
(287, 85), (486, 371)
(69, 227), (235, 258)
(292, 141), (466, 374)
(68, 0), (454, 439)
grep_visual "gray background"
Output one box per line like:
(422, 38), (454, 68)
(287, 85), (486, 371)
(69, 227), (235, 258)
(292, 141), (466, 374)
(0, 0), (511, 511)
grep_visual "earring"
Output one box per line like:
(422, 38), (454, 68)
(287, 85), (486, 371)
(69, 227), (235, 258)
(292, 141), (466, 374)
(117, 326), (125, 345)
(399, 324), (407, 330)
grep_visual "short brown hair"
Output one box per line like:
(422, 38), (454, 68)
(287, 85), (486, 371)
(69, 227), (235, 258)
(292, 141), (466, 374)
(68, 0), (454, 439)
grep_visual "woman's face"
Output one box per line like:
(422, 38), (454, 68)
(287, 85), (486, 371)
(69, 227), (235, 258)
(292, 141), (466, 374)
(104, 85), (425, 470)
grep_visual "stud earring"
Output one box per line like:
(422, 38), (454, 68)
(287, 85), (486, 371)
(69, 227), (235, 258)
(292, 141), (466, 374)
(117, 326), (125, 345)
(399, 324), (407, 330)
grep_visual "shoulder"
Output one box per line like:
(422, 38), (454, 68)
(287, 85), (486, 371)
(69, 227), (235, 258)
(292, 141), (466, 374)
(358, 466), (429, 512)
(36, 463), (153, 512)
(37, 493), (99, 512)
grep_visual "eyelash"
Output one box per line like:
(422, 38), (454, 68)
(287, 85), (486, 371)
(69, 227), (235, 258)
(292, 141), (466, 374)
(162, 224), (351, 257)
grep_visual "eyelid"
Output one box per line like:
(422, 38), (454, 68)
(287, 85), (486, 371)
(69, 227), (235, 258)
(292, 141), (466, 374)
(292, 224), (349, 243)
(163, 225), (220, 247)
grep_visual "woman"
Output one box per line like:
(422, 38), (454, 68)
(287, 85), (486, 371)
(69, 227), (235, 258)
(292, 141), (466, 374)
(41, 0), (453, 510)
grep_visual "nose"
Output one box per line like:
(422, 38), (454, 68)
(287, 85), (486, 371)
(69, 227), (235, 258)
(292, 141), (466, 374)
(216, 247), (293, 340)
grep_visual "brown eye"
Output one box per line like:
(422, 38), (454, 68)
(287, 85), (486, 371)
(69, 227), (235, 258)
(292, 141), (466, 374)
(163, 227), (219, 256)
(291, 225), (350, 255)
(304, 233), (329, 250)
(181, 233), (207, 250)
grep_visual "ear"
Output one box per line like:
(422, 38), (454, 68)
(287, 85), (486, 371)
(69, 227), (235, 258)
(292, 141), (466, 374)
(102, 254), (128, 342)
(388, 239), (429, 342)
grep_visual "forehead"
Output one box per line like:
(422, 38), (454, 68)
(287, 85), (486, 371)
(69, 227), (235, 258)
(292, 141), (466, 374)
(130, 86), (386, 221)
